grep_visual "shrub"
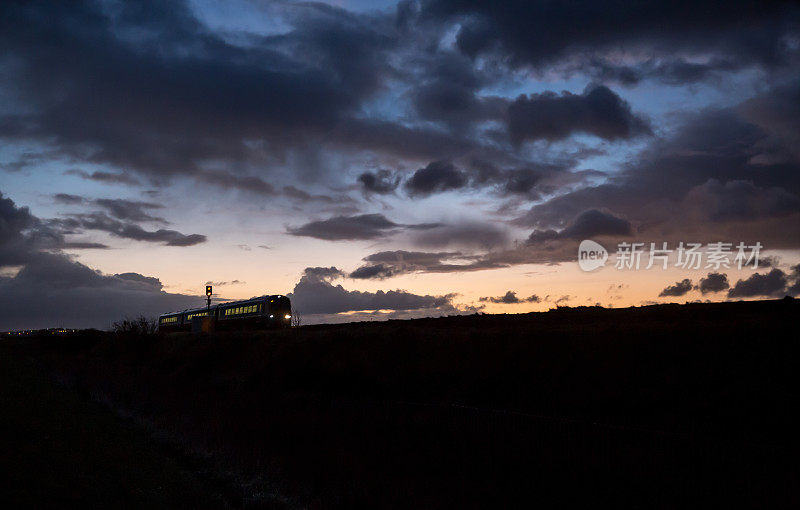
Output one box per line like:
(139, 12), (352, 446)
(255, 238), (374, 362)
(111, 316), (158, 335)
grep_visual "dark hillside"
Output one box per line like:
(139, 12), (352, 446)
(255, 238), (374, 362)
(5, 299), (800, 508)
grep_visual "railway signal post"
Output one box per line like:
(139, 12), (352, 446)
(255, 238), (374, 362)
(206, 285), (212, 310)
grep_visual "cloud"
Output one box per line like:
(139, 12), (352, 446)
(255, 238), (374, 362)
(412, 222), (510, 250)
(698, 272), (730, 294)
(118, 226), (206, 246)
(405, 160), (469, 197)
(408, 51), (504, 127)
(93, 199), (165, 222)
(0, 0), (398, 180)
(527, 209), (633, 243)
(116, 272), (164, 291)
(349, 249), (506, 279)
(349, 263), (397, 280)
(55, 195), (168, 222)
(685, 179), (800, 223)
(479, 291), (540, 304)
(205, 280), (244, 286)
(516, 84), (800, 249)
(1, 192), (201, 329)
(789, 264), (800, 296)
(53, 213), (206, 246)
(659, 279), (694, 297)
(64, 169), (141, 186)
(467, 160), (597, 198)
(53, 193), (86, 205)
(0, 191), (38, 265)
(728, 269), (789, 298)
(288, 266), (455, 315)
(287, 214), (439, 241)
(0, 252), (201, 330)
(61, 242), (110, 250)
(507, 85), (651, 145)
(196, 170), (276, 196)
(424, 0), (798, 79)
(282, 186), (335, 203)
(358, 169), (401, 194)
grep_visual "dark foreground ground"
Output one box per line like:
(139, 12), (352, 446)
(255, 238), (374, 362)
(2, 299), (799, 508)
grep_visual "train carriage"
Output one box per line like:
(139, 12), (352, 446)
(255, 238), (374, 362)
(157, 311), (184, 333)
(158, 294), (292, 332)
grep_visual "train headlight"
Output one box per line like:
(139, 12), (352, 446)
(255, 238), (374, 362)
(269, 314), (274, 318)
(284, 314), (291, 319)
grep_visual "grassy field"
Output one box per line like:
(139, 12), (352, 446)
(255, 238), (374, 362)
(0, 341), (231, 507)
(2, 299), (799, 507)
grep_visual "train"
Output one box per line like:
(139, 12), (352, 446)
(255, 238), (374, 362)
(158, 295), (292, 332)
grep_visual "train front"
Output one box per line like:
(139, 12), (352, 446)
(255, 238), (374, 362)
(268, 295), (292, 327)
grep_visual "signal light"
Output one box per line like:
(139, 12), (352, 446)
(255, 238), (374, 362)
(206, 285), (212, 296)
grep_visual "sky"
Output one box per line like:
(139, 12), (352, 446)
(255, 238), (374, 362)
(1, 0), (799, 330)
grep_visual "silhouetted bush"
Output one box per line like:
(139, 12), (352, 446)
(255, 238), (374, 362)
(111, 315), (157, 335)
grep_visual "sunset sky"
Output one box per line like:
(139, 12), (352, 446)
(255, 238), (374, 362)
(1, 0), (799, 330)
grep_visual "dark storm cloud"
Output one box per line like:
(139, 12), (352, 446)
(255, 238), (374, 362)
(287, 214), (440, 241)
(0, 191), (38, 265)
(659, 279), (694, 297)
(288, 266), (455, 315)
(400, 159), (581, 199)
(728, 269), (789, 298)
(516, 83), (800, 248)
(468, 160), (594, 198)
(1, 192), (200, 329)
(507, 85), (651, 145)
(479, 291), (540, 304)
(424, 0), (799, 77)
(0, 0), (651, 203)
(0, 252), (202, 330)
(405, 160), (469, 196)
(527, 209), (633, 244)
(358, 170), (401, 194)
(408, 51), (505, 127)
(331, 117), (475, 162)
(686, 179), (800, 223)
(3, 191), (109, 260)
(698, 272), (730, 294)
(0, 0), (395, 179)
